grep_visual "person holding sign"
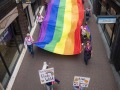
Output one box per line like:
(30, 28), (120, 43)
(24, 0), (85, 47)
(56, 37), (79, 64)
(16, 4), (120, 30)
(46, 78), (60, 90)
(45, 65), (60, 90)
(41, 62), (60, 90)
(73, 85), (84, 90)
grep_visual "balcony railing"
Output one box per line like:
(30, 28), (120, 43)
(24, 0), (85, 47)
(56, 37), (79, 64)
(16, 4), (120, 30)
(0, 0), (17, 20)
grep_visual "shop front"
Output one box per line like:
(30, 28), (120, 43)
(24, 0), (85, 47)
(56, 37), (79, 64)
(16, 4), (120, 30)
(94, 0), (118, 49)
(93, 0), (120, 72)
(0, 17), (24, 88)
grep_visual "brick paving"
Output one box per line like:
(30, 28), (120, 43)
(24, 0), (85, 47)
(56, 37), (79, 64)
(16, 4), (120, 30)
(12, 2), (118, 90)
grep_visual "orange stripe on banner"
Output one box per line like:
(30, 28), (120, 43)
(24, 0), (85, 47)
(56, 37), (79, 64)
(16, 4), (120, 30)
(74, 0), (84, 54)
(64, 0), (79, 55)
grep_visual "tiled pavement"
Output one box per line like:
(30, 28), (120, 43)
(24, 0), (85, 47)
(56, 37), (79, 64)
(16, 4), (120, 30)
(11, 1), (118, 90)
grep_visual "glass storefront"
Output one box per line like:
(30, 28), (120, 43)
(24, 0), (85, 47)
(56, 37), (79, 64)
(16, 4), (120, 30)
(0, 17), (24, 88)
(98, 0), (117, 49)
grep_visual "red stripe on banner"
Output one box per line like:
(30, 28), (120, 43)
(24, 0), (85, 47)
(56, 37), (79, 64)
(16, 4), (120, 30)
(74, 0), (84, 54)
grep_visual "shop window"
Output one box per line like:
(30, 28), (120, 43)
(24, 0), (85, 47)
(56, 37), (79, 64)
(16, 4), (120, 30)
(104, 24), (111, 45)
(104, 23), (116, 46)
(100, 0), (110, 15)
(110, 7), (116, 15)
(100, 5), (107, 15)
(0, 57), (10, 88)
(0, 19), (24, 88)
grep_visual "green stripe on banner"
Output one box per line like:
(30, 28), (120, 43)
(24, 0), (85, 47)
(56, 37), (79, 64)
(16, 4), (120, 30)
(44, 0), (66, 52)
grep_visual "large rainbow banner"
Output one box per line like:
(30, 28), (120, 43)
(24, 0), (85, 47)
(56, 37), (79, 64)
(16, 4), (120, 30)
(34, 0), (84, 55)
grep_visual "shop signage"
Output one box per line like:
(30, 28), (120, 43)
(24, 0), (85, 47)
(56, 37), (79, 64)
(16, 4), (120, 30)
(97, 16), (117, 24)
(38, 68), (55, 84)
(73, 76), (90, 87)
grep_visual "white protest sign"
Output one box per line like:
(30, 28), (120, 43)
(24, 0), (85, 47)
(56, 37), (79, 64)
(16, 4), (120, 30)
(38, 68), (55, 84)
(73, 76), (80, 86)
(73, 76), (90, 87)
(79, 77), (90, 87)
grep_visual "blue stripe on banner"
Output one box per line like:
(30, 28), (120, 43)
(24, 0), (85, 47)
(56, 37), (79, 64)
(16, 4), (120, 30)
(39, 0), (60, 48)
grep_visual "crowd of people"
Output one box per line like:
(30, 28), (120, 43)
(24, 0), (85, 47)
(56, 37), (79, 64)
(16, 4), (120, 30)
(80, 5), (92, 66)
(23, 1), (92, 90)
(24, 0), (93, 64)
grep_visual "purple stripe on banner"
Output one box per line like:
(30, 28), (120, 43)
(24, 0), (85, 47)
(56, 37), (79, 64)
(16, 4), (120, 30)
(38, 0), (54, 42)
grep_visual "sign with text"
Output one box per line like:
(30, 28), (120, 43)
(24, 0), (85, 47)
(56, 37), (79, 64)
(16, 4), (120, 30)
(79, 77), (90, 87)
(38, 68), (55, 84)
(73, 76), (90, 87)
(73, 76), (80, 86)
(97, 16), (116, 24)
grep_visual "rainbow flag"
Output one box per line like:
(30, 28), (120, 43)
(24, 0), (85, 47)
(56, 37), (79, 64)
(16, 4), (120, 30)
(34, 0), (84, 55)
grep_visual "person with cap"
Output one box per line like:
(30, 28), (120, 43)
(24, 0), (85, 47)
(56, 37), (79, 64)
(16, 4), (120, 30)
(24, 33), (34, 57)
(84, 41), (92, 65)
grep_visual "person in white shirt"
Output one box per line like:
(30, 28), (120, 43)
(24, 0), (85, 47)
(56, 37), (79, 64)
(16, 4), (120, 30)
(24, 33), (34, 57)
(36, 13), (44, 27)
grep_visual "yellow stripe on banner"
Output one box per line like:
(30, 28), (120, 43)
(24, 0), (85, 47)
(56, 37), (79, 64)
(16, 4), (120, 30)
(54, 0), (72, 54)
(64, 0), (79, 55)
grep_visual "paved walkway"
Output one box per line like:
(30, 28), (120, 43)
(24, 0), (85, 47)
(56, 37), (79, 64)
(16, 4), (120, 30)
(11, 1), (118, 90)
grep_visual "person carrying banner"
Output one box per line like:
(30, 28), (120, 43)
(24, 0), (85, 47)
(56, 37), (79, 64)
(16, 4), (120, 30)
(81, 25), (87, 46)
(46, 78), (60, 90)
(42, 62), (60, 90)
(24, 33), (34, 57)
